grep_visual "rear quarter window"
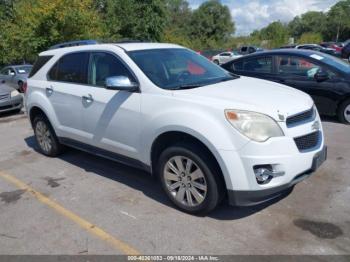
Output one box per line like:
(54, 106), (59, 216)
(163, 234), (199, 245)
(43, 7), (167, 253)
(29, 56), (53, 78)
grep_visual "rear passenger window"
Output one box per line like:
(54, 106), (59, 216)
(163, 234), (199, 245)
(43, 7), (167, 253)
(48, 52), (89, 84)
(88, 52), (135, 87)
(29, 55), (53, 78)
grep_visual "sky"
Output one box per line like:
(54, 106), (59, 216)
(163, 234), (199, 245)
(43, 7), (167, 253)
(188, 0), (340, 36)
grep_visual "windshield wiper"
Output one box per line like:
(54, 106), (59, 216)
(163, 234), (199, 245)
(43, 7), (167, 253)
(170, 84), (204, 90)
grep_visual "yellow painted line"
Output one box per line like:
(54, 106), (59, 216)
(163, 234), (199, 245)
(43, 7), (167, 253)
(0, 171), (140, 255)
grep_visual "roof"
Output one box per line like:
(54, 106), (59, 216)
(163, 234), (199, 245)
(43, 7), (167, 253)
(40, 42), (184, 56)
(235, 49), (328, 59)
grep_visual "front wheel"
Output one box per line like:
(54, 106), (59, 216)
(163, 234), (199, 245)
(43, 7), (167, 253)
(157, 143), (224, 215)
(338, 99), (350, 124)
(213, 60), (219, 65)
(18, 81), (24, 93)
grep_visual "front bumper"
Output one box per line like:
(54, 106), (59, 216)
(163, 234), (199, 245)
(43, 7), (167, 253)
(228, 146), (327, 206)
(0, 95), (23, 113)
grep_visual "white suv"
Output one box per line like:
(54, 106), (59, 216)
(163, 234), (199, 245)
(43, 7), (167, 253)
(25, 42), (327, 214)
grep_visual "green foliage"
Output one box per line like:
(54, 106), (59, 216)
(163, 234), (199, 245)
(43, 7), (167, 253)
(189, 0), (235, 49)
(325, 0), (350, 41)
(299, 32), (323, 44)
(104, 0), (167, 42)
(253, 21), (289, 48)
(288, 11), (327, 39)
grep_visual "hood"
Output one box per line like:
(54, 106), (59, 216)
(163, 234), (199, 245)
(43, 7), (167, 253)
(0, 84), (14, 95)
(173, 76), (314, 121)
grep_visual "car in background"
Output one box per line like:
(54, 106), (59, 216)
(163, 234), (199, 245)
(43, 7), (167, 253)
(238, 46), (263, 55)
(295, 44), (341, 58)
(212, 51), (242, 65)
(197, 49), (225, 61)
(0, 65), (32, 92)
(341, 40), (350, 62)
(221, 49), (350, 124)
(0, 83), (23, 114)
(320, 42), (343, 52)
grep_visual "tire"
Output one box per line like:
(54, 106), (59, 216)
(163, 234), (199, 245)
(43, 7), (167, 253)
(157, 142), (224, 215)
(18, 81), (24, 93)
(33, 114), (65, 156)
(213, 60), (220, 65)
(337, 99), (350, 124)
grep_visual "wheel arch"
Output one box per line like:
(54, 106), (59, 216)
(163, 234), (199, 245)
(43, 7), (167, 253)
(150, 130), (230, 191)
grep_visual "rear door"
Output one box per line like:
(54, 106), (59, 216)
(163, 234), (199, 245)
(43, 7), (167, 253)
(80, 51), (141, 160)
(274, 55), (344, 115)
(46, 52), (89, 141)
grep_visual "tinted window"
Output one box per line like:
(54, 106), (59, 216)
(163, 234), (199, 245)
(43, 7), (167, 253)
(220, 52), (231, 57)
(49, 52), (89, 84)
(233, 57), (272, 73)
(0, 68), (9, 75)
(89, 52), (135, 87)
(15, 66), (32, 74)
(277, 56), (337, 78)
(29, 56), (52, 77)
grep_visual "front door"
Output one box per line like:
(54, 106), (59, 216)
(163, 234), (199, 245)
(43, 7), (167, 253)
(81, 52), (141, 160)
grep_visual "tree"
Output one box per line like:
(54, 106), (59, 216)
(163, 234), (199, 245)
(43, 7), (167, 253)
(288, 11), (327, 39)
(299, 32), (323, 44)
(104, 0), (167, 41)
(255, 21), (289, 48)
(325, 0), (350, 41)
(189, 0), (235, 49)
(0, 0), (105, 64)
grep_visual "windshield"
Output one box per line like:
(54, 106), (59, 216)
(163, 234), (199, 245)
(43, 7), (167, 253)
(314, 53), (350, 74)
(15, 66), (32, 74)
(128, 48), (235, 90)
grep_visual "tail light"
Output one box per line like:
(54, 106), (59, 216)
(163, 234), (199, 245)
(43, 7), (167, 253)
(23, 82), (28, 93)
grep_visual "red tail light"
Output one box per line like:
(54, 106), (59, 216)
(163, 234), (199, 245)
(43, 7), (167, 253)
(23, 82), (28, 93)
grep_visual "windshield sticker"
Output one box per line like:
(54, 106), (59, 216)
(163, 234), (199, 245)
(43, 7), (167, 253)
(310, 54), (324, 60)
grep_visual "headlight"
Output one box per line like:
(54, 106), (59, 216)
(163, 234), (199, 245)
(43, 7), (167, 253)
(225, 110), (284, 142)
(10, 90), (19, 98)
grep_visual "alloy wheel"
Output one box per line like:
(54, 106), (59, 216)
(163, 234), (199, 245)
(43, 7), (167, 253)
(344, 104), (350, 123)
(35, 121), (52, 153)
(163, 156), (207, 207)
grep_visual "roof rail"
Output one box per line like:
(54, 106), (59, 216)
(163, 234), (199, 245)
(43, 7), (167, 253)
(49, 40), (99, 50)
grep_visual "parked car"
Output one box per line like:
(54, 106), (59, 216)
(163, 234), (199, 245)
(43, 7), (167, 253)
(341, 40), (350, 62)
(0, 83), (23, 114)
(0, 65), (32, 92)
(197, 49), (225, 61)
(212, 51), (242, 65)
(221, 49), (350, 124)
(26, 41), (326, 214)
(238, 46), (263, 55)
(320, 42), (343, 52)
(295, 44), (341, 58)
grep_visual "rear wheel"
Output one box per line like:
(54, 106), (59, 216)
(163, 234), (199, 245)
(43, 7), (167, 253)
(213, 60), (219, 65)
(33, 115), (64, 156)
(157, 143), (224, 215)
(337, 99), (350, 124)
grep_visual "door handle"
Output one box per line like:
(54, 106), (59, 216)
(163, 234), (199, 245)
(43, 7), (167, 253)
(46, 86), (54, 95)
(82, 94), (93, 103)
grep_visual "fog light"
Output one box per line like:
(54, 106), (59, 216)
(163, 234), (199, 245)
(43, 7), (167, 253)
(253, 165), (285, 185)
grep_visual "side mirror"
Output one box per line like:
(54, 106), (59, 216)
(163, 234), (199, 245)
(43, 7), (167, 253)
(314, 71), (329, 82)
(105, 76), (139, 92)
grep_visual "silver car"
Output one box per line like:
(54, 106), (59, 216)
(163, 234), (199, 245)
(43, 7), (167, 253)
(0, 83), (23, 114)
(0, 65), (32, 92)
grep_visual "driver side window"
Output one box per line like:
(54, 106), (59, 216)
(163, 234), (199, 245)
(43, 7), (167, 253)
(88, 52), (135, 87)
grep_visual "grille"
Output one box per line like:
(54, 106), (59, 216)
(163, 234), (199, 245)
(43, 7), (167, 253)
(294, 131), (321, 152)
(286, 107), (315, 127)
(0, 94), (9, 100)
